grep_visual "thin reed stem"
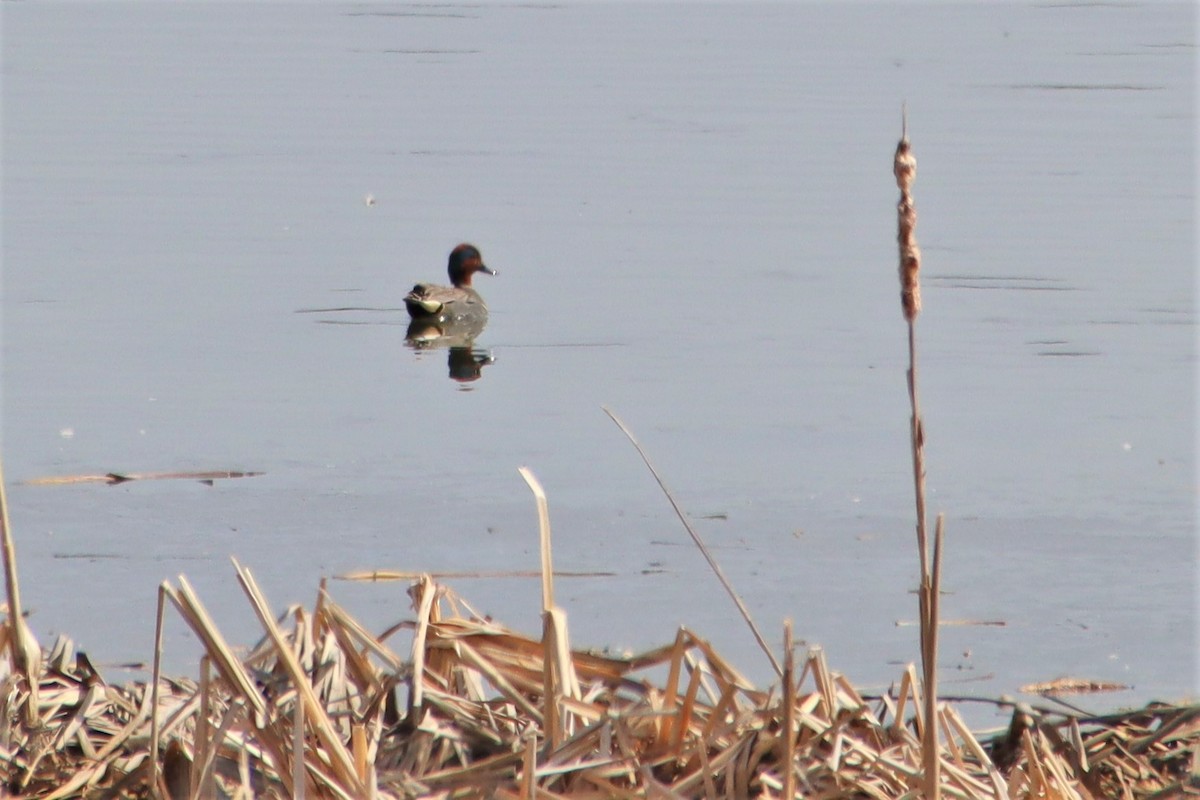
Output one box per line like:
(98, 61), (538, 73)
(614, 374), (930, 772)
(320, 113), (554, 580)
(150, 583), (168, 794)
(923, 513), (945, 798)
(781, 620), (797, 799)
(908, 324), (928, 580)
(603, 406), (783, 679)
(895, 110), (941, 800)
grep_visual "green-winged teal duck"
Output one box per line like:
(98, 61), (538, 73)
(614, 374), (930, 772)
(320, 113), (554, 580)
(404, 243), (496, 323)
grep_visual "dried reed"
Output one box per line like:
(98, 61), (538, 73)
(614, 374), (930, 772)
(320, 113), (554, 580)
(0, 458), (40, 727)
(895, 108), (945, 799)
(0, 459), (1195, 797)
(23, 470), (263, 487)
(1, 562), (1194, 798)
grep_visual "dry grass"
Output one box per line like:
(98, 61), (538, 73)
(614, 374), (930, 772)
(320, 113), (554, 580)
(0, 566), (1195, 799)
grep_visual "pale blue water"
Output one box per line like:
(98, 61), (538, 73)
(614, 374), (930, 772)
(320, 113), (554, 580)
(1, 2), (1195, 721)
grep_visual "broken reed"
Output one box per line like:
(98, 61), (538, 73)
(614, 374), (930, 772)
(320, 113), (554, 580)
(895, 111), (945, 799)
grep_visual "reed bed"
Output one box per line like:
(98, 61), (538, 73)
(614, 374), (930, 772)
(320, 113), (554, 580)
(1, 568), (1196, 799)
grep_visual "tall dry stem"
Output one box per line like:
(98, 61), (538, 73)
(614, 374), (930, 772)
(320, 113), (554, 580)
(781, 620), (797, 799)
(150, 583), (167, 794)
(895, 111), (926, 574)
(895, 109), (941, 800)
(0, 459), (40, 726)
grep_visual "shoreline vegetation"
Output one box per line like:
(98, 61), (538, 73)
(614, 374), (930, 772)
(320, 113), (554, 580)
(3, 122), (1196, 799)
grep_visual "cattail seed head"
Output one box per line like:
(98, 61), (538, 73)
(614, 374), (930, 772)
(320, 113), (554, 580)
(895, 138), (917, 191)
(895, 127), (921, 322)
(900, 244), (922, 320)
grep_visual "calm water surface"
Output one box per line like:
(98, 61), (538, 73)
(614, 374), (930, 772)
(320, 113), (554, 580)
(2, 3), (1195, 720)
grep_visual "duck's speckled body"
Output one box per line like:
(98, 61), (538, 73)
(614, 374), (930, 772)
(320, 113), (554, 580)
(404, 244), (495, 323)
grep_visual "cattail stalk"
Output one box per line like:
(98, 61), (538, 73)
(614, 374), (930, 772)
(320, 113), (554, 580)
(895, 110), (926, 577)
(895, 109), (942, 800)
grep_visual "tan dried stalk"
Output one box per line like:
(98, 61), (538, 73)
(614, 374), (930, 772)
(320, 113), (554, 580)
(895, 108), (942, 800)
(518, 466), (555, 612)
(895, 110), (927, 579)
(781, 620), (797, 799)
(150, 583), (168, 794)
(232, 558), (364, 797)
(0, 458), (40, 726)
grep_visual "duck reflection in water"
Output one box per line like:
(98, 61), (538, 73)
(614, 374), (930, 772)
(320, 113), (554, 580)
(405, 318), (496, 384)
